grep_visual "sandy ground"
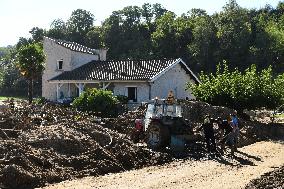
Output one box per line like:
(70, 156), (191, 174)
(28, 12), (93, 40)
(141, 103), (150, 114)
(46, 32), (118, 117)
(41, 141), (284, 189)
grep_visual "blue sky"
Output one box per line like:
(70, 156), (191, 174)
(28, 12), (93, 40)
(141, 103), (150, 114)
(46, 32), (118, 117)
(0, 0), (280, 47)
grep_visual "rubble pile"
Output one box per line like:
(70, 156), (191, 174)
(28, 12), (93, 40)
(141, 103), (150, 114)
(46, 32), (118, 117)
(103, 108), (146, 135)
(180, 100), (283, 147)
(245, 165), (284, 189)
(0, 102), (171, 188)
(180, 100), (235, 123)
(0, 100), (282, 188)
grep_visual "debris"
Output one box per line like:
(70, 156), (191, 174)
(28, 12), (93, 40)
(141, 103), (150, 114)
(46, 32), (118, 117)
(0, 100), (282, 188)
(0, 101), (171, 188)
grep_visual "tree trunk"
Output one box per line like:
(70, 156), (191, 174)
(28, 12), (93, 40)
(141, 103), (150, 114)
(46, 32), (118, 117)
(28, 79), (33, 104)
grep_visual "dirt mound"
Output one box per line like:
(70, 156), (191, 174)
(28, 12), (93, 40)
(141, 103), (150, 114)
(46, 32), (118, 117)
(181, 100), (234, 123)
(180, 100), (284, 148)
(245, 165), (284, 189)
(0, 100), (282, 188)
(0, 102), (171, 188)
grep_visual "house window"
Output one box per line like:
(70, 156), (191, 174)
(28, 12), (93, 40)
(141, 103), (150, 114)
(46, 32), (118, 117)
(127, 87), (137, 102)
(57, 60), (63, 70)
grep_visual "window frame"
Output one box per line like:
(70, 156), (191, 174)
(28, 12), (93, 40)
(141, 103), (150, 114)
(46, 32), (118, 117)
(127, 86), (137, 102)
(57, 59), (63, 70)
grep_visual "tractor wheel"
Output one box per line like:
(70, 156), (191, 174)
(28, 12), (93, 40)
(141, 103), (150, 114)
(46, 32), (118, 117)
(147, 122), (170, 150)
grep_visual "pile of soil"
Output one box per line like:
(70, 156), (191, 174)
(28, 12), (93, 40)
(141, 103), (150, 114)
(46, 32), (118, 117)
(180, 100), (235, 123)
(102, 107), (146, 135)
(0, 102), (170, 188)
(0, 100), (282, 188)
(245, 165), (284, 189)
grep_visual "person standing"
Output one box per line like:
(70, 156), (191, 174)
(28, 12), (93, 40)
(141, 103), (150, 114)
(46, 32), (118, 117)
(218, 118), (233, 153)
(200, 115), (216, 153)
(230, 111), (239, 151)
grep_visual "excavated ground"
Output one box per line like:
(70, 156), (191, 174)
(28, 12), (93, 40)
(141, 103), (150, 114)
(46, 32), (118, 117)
(245, 165), (284, 189)
(0, 102), (170, 189)
(0, 100), (283, 189)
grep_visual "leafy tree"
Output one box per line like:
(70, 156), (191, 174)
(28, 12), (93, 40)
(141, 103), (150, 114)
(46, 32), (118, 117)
(29, 27), (46, 42)
(0, 46), (27, 97)
(188, 63), (284, 111)
(152, 3), (168, 19)
(151, 12), (193, 58)
(67, 9), (94, 44)
(102, 4), (159, 59)
(16, 43), (45, 103)
(265, 17), (284, 71)
(47, 19), (67, 40)
(86, 26), (104, 49)
(16, 37), (33, 50)
(187, 11), (218, 72)
(215, 0), (251, 69)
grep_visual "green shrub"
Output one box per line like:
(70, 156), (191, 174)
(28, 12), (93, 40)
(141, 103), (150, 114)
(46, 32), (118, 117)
(188, 63), (284, 111)
(72, 88), (119, 117)
(33, 97), (47, 105)
(116, 95), (128, 104)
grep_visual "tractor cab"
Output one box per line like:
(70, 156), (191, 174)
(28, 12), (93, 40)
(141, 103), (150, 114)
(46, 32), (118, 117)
(144, 98), (182, 131)
(133, 92), (192, 150)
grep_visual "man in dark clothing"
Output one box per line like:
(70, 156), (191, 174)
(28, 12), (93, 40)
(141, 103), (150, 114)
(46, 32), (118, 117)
(200, 116), (216, 152)
(218, 119), (234, 152)
(217, 118), (233, 138)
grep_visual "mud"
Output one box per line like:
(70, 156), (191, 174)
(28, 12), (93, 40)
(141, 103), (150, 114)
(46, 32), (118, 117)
(0, 100), (283, 188)
(0, 102), (170, 188)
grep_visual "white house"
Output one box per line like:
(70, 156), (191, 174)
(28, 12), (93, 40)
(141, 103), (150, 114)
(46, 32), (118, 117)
(42, 37), (200, 102)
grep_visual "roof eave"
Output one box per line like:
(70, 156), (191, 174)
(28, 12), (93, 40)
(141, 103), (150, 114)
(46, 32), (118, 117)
(48, 79), (148, 83)
(179, 59), (201, 83)
(149, 58), (200, 83)
(149, 58), (179, 82)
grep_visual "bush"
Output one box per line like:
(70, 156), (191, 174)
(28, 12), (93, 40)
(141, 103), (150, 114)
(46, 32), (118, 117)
(72, 88), (119, 117)
(116, 95), (128, 104)
(188, 63), (284, 111)
(33, 97), (47, 105)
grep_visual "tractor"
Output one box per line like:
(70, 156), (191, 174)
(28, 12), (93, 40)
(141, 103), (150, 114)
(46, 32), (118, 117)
(132, 93), (193, 150)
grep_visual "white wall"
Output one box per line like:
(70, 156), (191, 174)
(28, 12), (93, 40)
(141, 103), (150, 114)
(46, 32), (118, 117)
(112, 63), (197, 102)
(151, 63), (196, 100)
(42, 37), (99, 101)
(71, 51), (99, 69)
(42, 38), (72, 100)
(113, 82), (149, 102)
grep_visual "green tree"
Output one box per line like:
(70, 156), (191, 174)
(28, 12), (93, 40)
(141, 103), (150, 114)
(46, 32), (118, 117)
(29, 27), (46, 42)
(151, 12), (193, 58)
(188, 63), (284, 111)
(16, 43), (45, 103)
(215, 0), (251, 69)
(67, 9), (94, 44)
(86, 26), (104, 49)
(187, 10), (218, 72)
(47, 19), (67, 40)
(102, 4), (158, 59)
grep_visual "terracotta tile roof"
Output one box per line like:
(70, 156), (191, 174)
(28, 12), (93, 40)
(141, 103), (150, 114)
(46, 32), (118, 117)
(45, 37), (97, 55)
(50, 59), (182, 81)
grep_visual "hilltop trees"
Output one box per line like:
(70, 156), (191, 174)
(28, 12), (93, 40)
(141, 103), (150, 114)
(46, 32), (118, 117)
(23, 1), (283, 74)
